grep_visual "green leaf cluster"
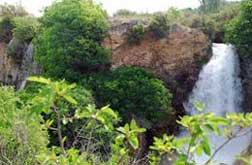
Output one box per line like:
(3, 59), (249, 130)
(225, 0), (252, 57)
(127, 24), (145, 44)
(149, 13), (170, 39)
(0, 86), (48, 164)
(34, 0), (110, 81)
(150, 102), (252, 165)
(87, 66), (174, 129)
(12, 16), (39, 42)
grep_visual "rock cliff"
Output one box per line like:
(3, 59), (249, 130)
(103, 21), (212, 117)
(0, 39), (40, 89)
(240, 56), (252, 112)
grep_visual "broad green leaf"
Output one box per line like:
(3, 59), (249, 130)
(194, 101), (205, 112)
(28, 76), (51, 84)
(195, 145), (203, 156)
(129, 135), (139, 150)
(202, 140), (211, 156)
(130, 119), (138, 130)
(101, 106), (118, 119)
(63, 95), (78, 105)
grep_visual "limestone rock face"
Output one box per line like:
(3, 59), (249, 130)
(104, 22), (212, 116)
(240, 56), (252, 113)
(0, 39), (40, 89)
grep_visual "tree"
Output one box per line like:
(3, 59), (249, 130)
(12, 16), (39, 42)
(34, 0), (110, 82)
(225, 0), (252, 57)
(88, 66), (174, 129)
(0, 4), (29, 43)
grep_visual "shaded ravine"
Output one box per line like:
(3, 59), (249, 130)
(185, 43), (252, 164)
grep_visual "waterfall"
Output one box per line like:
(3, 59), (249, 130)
(185, 43), (252, 164)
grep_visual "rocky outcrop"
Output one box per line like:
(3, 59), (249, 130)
(0, 39), (40, 89)
(103, 22), (212, 117)
(240, 56), (252, 112)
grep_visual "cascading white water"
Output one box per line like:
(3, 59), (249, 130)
(185, 43), (252, 164)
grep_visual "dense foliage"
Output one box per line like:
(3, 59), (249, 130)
(12, 16), (39, 42)
(1, 1), (252, 164)
(34, 0), (110, 81)
(225, 0), (252, 57)
(127, 24), (145, 44)
(149, 13), (170, 39)
(0, 86), (48, 164)
(0, 4), (28, 43)
(86, 67), (173, 129)
(1, 79), (252, 164)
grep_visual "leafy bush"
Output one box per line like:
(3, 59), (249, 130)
(165, 7), (183, 24)
(127, 24), (145, 44)
(225, 0), (252, 57)
(2, 78), (252, 164)
(12, 16), (39, 42)
(24, 79), (97, 149)
(0, 16), (14, 43)
(149, 13), (170, 39)
(0, 86), (48, 164)
(87, 66), (173, 129)
(34, 0), (110, 82)
(150, 102), (252, 164)
(27, 77), (120, 163)
(212, 2), (240, 33)
(0, 4), (29, 43)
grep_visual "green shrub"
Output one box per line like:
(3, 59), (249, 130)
(0, 86), (48, 164)
(212, 2), (240, 33)
(34, 0), (110, 82)
(127, 24), (145, 44)
(87, 66), (173, 129)
(166, 7), (183, 24)
(225, 0), (252, 57)
(23, 81), (96, 148)
(12, 16), (39, 42)
(27, 77), (119, 163)
(149, 13), (170, 39)
(0, 16), (14, 43)
(3, 77), (252, 164)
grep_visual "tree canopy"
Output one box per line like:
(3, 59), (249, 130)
(34, 0), (110, 81)
(225, 0), (252, 57)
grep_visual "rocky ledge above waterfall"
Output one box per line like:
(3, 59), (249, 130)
(103, 20), (212, 123)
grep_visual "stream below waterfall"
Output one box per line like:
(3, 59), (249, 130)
(183, 43), (252, 164)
